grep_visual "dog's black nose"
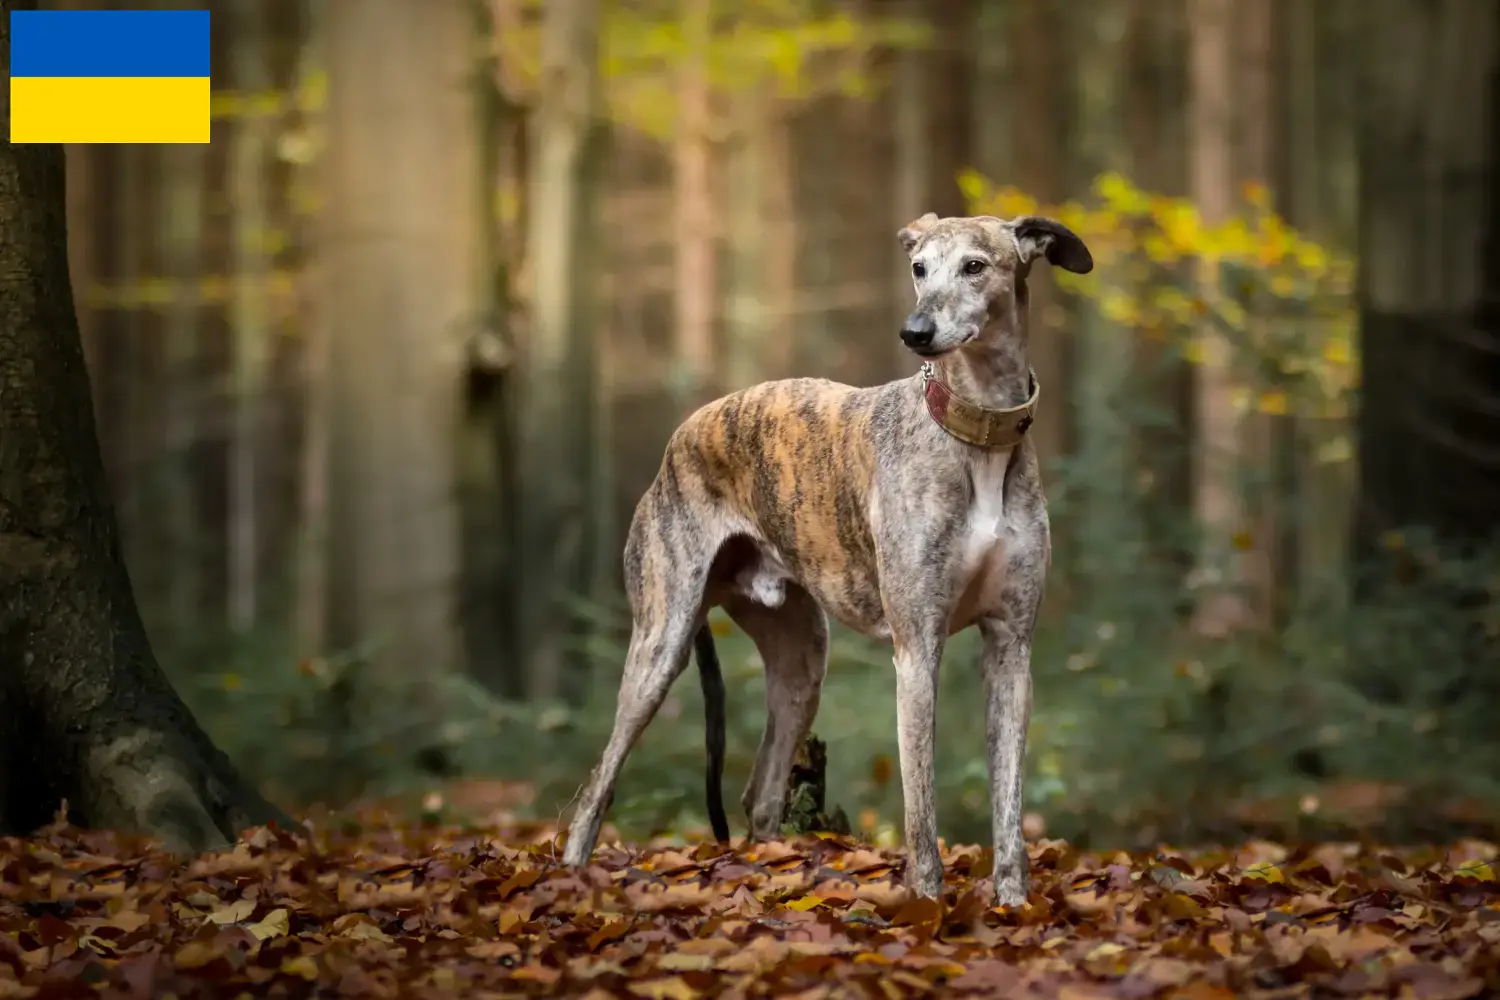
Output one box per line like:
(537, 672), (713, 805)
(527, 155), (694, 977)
(900, 313), (936, 350)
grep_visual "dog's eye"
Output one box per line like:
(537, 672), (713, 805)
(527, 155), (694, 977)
(912, 262), (926, 279)
(963, 259), (986, 275)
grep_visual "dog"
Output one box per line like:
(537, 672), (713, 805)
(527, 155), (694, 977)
(561, 212), (1093, 905)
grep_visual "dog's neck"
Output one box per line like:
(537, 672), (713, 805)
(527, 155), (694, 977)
(918, 299), (1038, 450)
(928, 331), (1031, 411)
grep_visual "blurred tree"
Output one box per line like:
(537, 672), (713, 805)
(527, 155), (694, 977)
(1353, 0), (1500, 690)
(1009, 0), (1073, 516)
(673, 0), (717, 409)
(517, 0), (606, 702)
(1187, 0), (1261, 637)
(1124, 0), (1194, 596)
(1275, 0), (1359, 607)
(291, 0), (330, 662)
(890, 0), (929, 361)
(321, 0), (478, 699)
(723, 80), (775, 389)
(1232, 0), (1281, 630)
(462, 0), (522, 697)
(1068, 0), (1134, 611)
(0, 0), (289, 848)
(228, 0), (270, 634)
(159, 140), (206, 653)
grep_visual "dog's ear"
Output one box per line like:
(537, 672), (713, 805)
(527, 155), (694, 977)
(898, 212), (939, 254)
(1010, 216), (1094, 274)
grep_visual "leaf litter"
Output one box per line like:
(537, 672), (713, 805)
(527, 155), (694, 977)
(0, 813), (1497, 998)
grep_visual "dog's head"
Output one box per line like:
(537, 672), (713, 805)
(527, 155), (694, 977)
(896, 213), (1093, 358)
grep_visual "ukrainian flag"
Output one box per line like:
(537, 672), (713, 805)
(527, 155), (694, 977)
(9, 9), (210, 144)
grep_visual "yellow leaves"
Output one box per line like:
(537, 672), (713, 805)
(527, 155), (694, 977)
(205, 899), (255, 925)
(1241, 860), (1286, 883)
(989, 186), (1043, 221)
(1098, 288), (1138, 326)
(783, 894), (826, 911)
(1323, 334), (1352, 368)
(279, 954), (320, 981)
(955, 169), (992, 209)
(1257, 390), (1290, 416)
(172, 939), (223, 970)
(1158, 201), (1204, 256)
(1453, 859), (1496, 881)
(248, 908), (291, 941)
(961, 169), (1357, 419)
(628, 975), (700, 1000)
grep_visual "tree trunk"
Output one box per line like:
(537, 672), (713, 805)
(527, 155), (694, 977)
(761, 100), (797, 380)
(160, 141), (206, 656)
(292, 0), (330, 661)
(1068, 0), (1136, 611)
(1011, 0), (1076, 607)
(1124, 0), (1195, 600)
(673, 0), (717, 410)
(322, 0), (476, 685)
(517, 0), (604, 701)
(1187, 0), (1258, 637)
(1352, 0), (1500, 700)
(890, 0), (929, 369)
(0, 0), (290, 849)
(228, 0), (269, 634)
(725, 84), (770, 391)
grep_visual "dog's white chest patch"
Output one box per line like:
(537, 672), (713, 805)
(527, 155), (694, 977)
(954, 449), (1015, 624)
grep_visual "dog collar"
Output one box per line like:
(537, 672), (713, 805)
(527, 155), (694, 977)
(920, 362), (1039, 449)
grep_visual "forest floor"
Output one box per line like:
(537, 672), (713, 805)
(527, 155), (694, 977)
(1, 807), (1497, 999)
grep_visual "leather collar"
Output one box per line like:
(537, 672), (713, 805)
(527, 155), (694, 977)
(920, 363), (1039, 449)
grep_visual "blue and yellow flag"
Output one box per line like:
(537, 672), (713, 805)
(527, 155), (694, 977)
(9, 9), (210, 144)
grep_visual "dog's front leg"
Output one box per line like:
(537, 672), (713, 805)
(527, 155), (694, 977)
(892, 629), (946, 899)
(977, 615), (1034, 907)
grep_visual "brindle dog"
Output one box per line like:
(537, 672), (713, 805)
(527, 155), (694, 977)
(562, 212), (1093, 905)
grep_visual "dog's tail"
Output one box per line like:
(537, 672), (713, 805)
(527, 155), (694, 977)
(694, 623), (731, 844)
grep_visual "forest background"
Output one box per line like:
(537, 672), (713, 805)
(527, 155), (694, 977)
(55, 0), (1500, 849)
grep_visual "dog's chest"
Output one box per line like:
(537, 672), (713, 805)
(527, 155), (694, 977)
(951, 449), (1021, 627)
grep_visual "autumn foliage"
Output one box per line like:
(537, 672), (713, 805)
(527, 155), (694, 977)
(2, 809), (1497, 999)
(962, 170), (1357, 429)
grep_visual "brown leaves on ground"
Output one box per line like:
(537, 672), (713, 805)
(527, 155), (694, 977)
(1, 816), (1498, 999)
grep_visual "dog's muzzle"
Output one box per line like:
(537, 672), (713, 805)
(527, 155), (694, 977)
(900, 313), (937, 352)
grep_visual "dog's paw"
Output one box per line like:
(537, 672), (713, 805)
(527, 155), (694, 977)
(992, 874), (1029, 908)
(905, 855), (946, 900)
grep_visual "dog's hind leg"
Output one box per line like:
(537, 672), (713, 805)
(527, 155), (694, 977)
(562, 497), (716, 866)
(724, 584), (829, 841)
(561, 610), (702, 865)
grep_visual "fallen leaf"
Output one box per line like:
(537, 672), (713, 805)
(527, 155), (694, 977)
(246, 908), (290, 940)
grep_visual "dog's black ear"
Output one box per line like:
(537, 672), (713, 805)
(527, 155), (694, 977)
(898, 212), (939, 254)
(1010, 216), (1094, 274)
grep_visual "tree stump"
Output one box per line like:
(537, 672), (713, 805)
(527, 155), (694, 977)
(779, 734), (851, 836)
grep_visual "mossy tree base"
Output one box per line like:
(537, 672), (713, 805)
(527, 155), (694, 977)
(0, 1), (293, 855)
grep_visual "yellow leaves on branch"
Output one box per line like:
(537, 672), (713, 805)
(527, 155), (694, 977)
(960, 170), (1358, 421)
(495, 2), (930, 141)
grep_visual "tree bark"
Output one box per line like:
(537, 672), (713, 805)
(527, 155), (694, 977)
(517, 0), (604, 701)
(321, 0), (477, 689)
(1353, 0), (1500, 696)
(1124, 0), (1195, 598)
(227, 0), (270, 635)
(1187, 0), (1259, 637)
(1068, 0), (1136, 610)
(673, 0), (717, 410)
(0, 0), (291, 850)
